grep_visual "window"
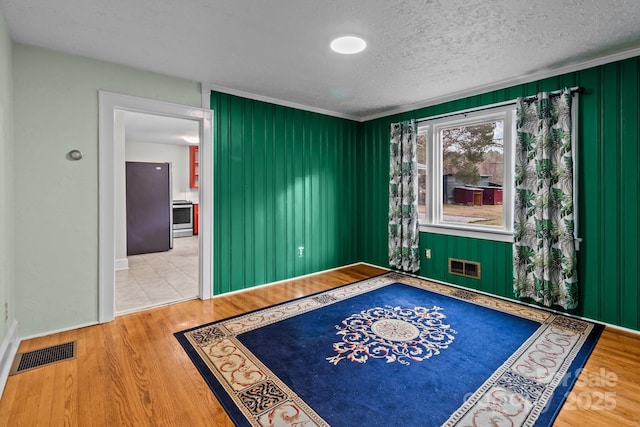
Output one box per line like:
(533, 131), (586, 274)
(418, 104), (515, 242)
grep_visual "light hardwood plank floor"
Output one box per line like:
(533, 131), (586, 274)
(1, 264), (638, 426)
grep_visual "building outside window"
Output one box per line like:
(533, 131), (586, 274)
(418, 104), (515, 242)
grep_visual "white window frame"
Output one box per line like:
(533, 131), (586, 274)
(418, 103), (516, 243)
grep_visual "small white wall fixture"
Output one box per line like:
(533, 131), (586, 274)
(98, 91), (213, 323)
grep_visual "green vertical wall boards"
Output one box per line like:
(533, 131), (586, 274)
(211, 92), (360, 294)
(212, 55), (640, 331)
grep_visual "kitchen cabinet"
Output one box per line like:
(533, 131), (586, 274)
(189, 145), (199, 188)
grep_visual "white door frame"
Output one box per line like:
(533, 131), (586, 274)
(98, 91), (213, 323)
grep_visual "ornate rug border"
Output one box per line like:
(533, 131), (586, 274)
(175, 272), (603, 427)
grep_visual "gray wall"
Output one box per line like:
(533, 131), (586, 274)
(12, 43), (201, 336)
(0, 8), (14, 346)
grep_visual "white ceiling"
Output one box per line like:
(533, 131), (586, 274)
(124, 111), (200, 146)
(2, 0), (640, 120)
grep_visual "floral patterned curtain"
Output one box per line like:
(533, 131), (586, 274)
(389, 120), (420, 273)
(513, 89), (578, 309)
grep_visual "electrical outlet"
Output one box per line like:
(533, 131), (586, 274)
(297, 246), (304, 257)
(425, 249), (431, 259)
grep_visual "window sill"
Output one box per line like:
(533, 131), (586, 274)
(419, 223), (513, 243)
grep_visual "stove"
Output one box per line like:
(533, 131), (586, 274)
(172, 201), (193, 237)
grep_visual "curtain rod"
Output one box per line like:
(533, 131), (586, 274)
(417, 86), (584, 125)
(521, 86), (584, 102)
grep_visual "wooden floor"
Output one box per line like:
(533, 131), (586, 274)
(1, 264), (639, 426)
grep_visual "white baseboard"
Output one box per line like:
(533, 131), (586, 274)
(0, 320), (20, 399)
(18, 321), (99, 342)
(115, 258), (129, 271)
(212, 262), (383, 298)
(358, 261), (391, 271)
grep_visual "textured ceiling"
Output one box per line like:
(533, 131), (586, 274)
(1, 0), (640, 119)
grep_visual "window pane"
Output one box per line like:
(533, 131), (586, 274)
(441, 120), (504, 227)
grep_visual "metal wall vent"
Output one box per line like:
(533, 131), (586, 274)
(448, 258), (481, 279)
(10, 341), (76, 375)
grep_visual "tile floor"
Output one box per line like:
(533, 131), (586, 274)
(115, 236), (199, 315)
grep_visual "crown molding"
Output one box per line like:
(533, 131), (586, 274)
(203, 83), (361, 122)
(203, 46), (640, 123)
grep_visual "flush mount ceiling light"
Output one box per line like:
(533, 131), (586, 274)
(330, 36), (366, 54)
(183, 136), (199, 144)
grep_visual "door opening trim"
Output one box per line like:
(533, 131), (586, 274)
(98, 91), (213, 323)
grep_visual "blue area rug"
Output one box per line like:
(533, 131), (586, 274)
(175, 272), (602, 426)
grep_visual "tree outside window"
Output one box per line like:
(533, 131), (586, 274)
(417, 105), (515, 241)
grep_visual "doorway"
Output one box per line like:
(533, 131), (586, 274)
(98, 91), (213, 323)
(116, 111), (202, 314)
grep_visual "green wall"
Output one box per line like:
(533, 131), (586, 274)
(12, 44), (201, 336)
(211, 92), (360, 294)
(0, 9), (14, 345)
(358, 56), (640, 329)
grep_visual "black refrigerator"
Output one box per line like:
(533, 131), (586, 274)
(126, 161), (172, 255)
